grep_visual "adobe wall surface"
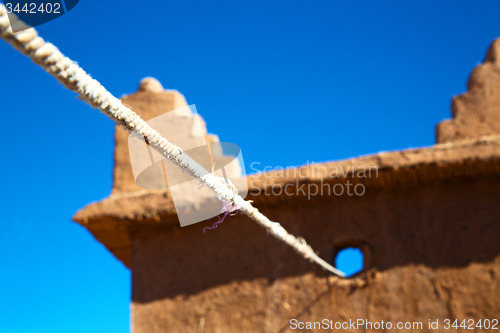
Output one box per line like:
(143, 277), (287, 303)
(113, 78), (189, 193)
(131, 176), (500, 333)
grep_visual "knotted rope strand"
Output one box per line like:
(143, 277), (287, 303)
(0, 5), (345, 277)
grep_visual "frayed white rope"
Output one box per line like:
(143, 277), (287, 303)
(0, 5), (344, 277)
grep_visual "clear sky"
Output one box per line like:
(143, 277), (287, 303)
(0, 0), (499, 332)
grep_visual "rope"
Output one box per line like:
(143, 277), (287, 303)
(0, 5), (345, 277)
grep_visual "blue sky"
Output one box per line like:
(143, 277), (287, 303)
(0, 0), (499, 331)
(336, 248), (364, 277)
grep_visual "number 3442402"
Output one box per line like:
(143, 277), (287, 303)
(444, 319), (498, 330)
(5, 3), (61, 14)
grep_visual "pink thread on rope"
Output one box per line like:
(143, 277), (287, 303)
(203, 202), (241, 233)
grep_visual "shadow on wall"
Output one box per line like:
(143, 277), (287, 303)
(131, 176), (500, 303)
